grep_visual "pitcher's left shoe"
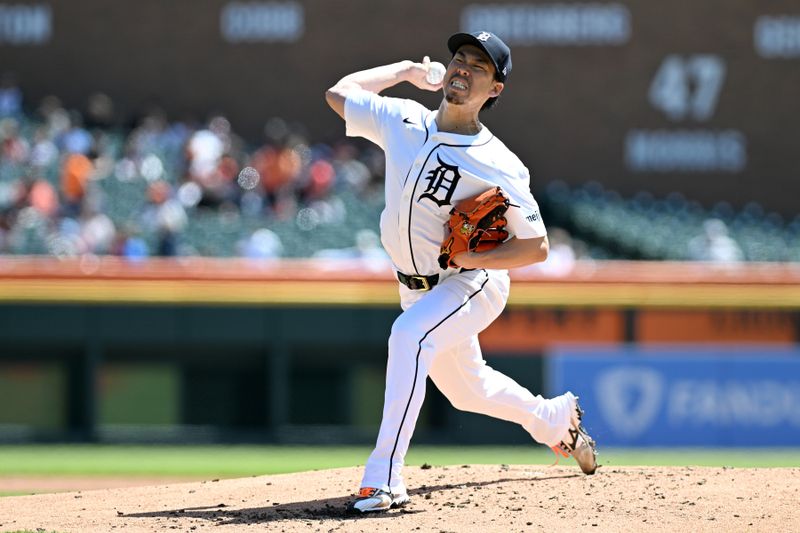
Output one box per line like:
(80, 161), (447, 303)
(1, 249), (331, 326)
(346, 487), (410, 514)
(551, 392), (598, 475)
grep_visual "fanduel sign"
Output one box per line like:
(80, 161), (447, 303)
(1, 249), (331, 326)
(548, 347), (800, 446)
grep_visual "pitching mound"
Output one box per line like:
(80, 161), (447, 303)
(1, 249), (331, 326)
(1, 464), (797, 532)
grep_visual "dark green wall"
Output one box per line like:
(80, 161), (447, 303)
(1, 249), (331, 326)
(0, 304), (545, 444)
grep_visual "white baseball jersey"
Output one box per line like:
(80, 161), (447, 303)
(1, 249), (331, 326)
(345, 88), (547, 276)
(344, 88), (573, 496)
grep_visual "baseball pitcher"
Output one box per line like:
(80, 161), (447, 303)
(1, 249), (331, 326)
(325, 30), (598, 514)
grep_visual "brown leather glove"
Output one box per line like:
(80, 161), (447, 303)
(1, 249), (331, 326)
(438, 186), (511, 269)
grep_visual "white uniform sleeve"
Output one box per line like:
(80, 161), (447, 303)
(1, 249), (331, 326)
(344, 89), (413, 150)
(502, 166), (547, 239)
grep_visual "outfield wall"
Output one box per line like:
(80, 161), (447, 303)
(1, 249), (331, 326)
(0, 257), (798, 445)
(549, 347), (800, 447)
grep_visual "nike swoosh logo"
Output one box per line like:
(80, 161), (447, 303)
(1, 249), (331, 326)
(402, 117), (415, 125)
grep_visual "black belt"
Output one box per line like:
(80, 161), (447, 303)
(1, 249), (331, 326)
(397, 271), (439, 291)
(396, 269), (475, 291)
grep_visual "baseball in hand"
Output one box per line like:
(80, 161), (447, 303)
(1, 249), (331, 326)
(426, 62), (446, 85)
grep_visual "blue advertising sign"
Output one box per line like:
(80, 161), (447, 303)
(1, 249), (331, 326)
(548, 346), (800, 446)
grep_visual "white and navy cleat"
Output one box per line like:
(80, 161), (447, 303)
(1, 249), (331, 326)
(346, 487), (410, 514)
(551, 392), (598, 475)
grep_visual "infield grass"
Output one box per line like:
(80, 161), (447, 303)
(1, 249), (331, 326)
(0, 445), (797, 478)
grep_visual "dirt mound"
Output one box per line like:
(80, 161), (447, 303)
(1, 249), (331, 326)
(1, 464), (797, 532)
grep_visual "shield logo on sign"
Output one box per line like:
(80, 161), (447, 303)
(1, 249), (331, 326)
(595, 367), (664, 439)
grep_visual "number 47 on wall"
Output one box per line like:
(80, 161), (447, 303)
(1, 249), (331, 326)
(648, 55), (726, 122)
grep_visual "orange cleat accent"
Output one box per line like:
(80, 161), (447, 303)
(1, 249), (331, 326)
(549, 443), (570, 466)
(358, 487), (378, 498)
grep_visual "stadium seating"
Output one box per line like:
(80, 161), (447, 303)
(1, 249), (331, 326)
(540, 181), (800, 262)
(1, 106), (797, 262)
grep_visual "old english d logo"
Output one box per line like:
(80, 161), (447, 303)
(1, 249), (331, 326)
(419, 155), (461, 207)
(596, 367), (663, 438)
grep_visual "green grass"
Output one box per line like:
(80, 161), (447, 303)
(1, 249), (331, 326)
(0, 445), (797, 478)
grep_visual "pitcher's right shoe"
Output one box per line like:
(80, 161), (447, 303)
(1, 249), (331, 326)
(346, 487), (410, 514)
(551, 392), (598, 475)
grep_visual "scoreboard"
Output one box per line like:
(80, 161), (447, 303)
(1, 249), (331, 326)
(461, 1), (800, 213)
(1, 0), (798, 213)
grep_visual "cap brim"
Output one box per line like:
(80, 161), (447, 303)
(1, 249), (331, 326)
(447, 33), (504, 81)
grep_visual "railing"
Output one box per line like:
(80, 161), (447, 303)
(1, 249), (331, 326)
(1, 256), (799, 308)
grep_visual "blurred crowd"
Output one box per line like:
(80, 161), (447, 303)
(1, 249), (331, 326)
(3, 74), (796, 265)
(0, 75), (387, 260)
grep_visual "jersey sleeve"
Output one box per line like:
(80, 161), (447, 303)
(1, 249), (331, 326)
(502, 166), (547, 239)
(344, 89), (416, 149)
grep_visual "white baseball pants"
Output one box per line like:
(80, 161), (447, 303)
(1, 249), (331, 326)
(360, 268), (575, 494)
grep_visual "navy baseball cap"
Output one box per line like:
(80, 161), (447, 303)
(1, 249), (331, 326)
(447, 31), (512, 82)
